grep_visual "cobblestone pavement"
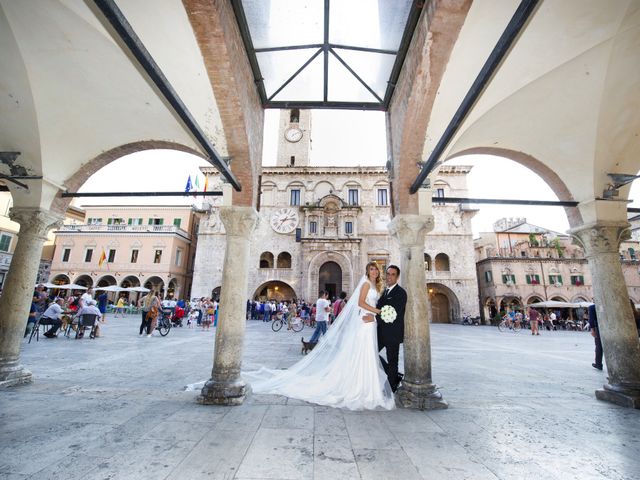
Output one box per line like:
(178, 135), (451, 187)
(1, 316), (639, 479)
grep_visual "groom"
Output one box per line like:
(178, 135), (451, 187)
(376, 265), (407, 393)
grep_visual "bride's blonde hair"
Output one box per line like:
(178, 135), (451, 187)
(365, 261), (383, 293)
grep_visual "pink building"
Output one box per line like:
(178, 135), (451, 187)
(49, 205), (199, 300)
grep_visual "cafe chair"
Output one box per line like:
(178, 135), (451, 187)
(76, 314), (99, 339)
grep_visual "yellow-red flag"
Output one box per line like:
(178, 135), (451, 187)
(98, 248), (107, 267)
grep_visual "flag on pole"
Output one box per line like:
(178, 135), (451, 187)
(194, 175), (200, 191)
(204, 175), (209, 192)
(184, 175), (193, 193)
(98, 248), (107, 267)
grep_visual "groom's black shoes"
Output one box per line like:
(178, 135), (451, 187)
(390, 373), (404, 393)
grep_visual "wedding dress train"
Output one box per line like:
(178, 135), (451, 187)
(243, 276), (395, 410)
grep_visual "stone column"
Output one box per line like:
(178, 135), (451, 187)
(0, 208), (63, 387)
(571, 222), (640, 408)
(199, 206), (258, 405)
(389, 214), (448, 409)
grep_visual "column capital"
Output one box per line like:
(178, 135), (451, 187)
(219, 206), (259, 238)
(569, 221), (630, 256)
(389, 214), (434, 247)
(9, 207), (64, 242)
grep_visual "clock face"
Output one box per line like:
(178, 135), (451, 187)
(270, 208), (299, 234)
(284, 127), (303, 143)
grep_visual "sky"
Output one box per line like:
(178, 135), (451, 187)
(79, 110), (639, 237)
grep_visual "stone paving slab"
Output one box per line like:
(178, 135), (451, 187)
(1, 316), (639, 479)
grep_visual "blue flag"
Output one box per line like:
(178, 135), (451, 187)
(184, 175), (192, 193)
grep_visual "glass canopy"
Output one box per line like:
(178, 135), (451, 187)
(233, 0), (421, 110)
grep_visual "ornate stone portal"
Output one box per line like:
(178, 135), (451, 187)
(571, 222), (640, 408)
(0, 208), (63, 387)
(199, 206), (259, 405)
(389, 214), (448, 410)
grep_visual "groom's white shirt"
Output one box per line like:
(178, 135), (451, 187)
(385, 283), (398, 295)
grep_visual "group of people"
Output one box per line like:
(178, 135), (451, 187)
(26, 286), (108, 339)
(501, 307), (589, 334)
(138, 292), (219, 337)
(246, 292), (349, 330)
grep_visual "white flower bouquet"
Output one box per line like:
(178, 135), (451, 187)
(380, 305), (397, 324)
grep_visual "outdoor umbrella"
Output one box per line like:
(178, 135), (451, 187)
(527, 300), (575, 309)
(54, 283), (88, 290)
(126, 286), (150, 293)
(94, 285), (125, 292)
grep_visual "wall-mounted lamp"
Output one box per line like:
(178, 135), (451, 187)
(603, 173), (640, 199)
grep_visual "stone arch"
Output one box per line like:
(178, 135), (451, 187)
(307, 251), (354, 301)
(526, 295), (544, 305)
(483, 297), (498, 321)
(211, 286), (221, 300)
(277, 252), (292, 268)
(74, 274), (93, 288)
(167, 278), (179, 299)
(144, 276), (165, 297)
(434, 253), (450, 272)
(499, 296), (523, 313)
(571, 295), (591, 303)
(50, 141), (204, 214)
(427, 282), (461, 323)
(96, 275), (117, 288)
(252, 281), (297, 302)
(51, 274), (70, 285)
(120, 275), (140, 288)
(447, 148), (583, 228)
(259, 252), (274, 268)
(550, 295), (569, 302)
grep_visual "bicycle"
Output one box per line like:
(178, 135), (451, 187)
(498, 316), (521, 332)
(271, 313), (303, 332)
(156, 310), (172, 336)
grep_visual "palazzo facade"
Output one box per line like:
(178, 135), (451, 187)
(191, 110), (480, 322)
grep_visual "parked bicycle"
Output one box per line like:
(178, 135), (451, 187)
(498, 315), (521, 332)
(272, 313), (303, 332)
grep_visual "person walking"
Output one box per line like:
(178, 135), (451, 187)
(588, 303), (603, 370)
(309, 291), (331, 343)
(528, 307), (540, 335)
(139, 290), (160, 337)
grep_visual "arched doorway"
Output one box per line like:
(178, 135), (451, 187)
(253, 281), (297, 302)
(96, 275), (117, 287)
(167, 278), (178, 299)
(120, 275), (140, 289)
(144, 276), (165, 297)
(319, 261), (342, 300)
(51, 274), (70, 285)
(74, 275), (93, 289)
(211, 286), (221, 300)
(427, 283), (461, 323)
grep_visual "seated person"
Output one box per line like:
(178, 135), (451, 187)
(75, 299), (103, 337)
(42, 298), (65, 338)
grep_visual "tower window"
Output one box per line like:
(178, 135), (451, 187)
(290, 109), (300, 123)
(345, 221), (353, 234)
(290, 189), (301, 206)
(377, 188), (388, 206)
(348, 189), (359, 206)
(290, 156), (295, 166)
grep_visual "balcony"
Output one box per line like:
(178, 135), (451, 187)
(58, 224), (190, 237)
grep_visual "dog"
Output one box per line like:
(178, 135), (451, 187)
(301, 337), (317, 354)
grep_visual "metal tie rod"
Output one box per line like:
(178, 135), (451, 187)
(61, 191), (222, 198)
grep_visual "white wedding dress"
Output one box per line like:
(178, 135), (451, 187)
(243, 276), (395, 410)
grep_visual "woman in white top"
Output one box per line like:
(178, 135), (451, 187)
(244, 262), (395, 410)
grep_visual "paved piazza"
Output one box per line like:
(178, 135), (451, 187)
(1, 316), (639, 480)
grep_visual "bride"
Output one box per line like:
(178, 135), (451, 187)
(243, 262), (395, 410)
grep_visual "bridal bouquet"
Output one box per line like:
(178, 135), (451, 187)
(380, 305), (397, 323)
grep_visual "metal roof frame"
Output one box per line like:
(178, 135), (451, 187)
(231, 0), (423, 111)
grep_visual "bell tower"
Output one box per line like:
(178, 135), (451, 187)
(276, 109), (311, 167)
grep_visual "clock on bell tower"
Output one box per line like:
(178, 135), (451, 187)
(276, 109), (311, 167)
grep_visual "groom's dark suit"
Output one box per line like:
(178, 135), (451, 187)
(376, 284), (407, 392)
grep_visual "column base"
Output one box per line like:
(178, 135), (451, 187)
(595, 383), (640, 409)
(198, 378), (246, 406)
(396, 381), (448, 410)
(0, 360), (33, 388)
